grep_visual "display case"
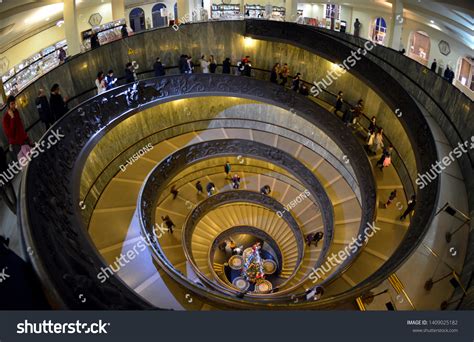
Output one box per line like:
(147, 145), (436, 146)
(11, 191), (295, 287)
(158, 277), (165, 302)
(303, 17), (319, 27)
(244, 4), (265, 18)
(244, 5), (285, 19)
(211, 3), (241, 19)
(272, 6), (285, 19)
(81, 19), (126, 51)
(1, 40), (67, 97)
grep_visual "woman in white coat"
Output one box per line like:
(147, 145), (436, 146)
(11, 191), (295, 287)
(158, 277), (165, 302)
(95, 71), (107, 94)
(200, 55), (210, 73)
(369, 128), (384, 155)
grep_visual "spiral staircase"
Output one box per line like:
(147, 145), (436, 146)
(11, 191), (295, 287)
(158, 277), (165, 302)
(21, 69), (437, 310)
(15, 20), (472, 310)
(86, 118), (409, 309)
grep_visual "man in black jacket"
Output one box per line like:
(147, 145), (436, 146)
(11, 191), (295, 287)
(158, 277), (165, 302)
(400, 195), (416, 221)
(124, 62), (136, 83)
(90, 32), (100, 49)
(153, 57), (165, 77)
(35, 89), (53, 129)
(49, 84), (68, 121)
(179, 55), (188, 74)
(292, 73), (301, 91)
(206, 182), (215, 196)
(430, 59), (437, 73)
(222, 58), (231, 74)
(121, 24), (129, 39)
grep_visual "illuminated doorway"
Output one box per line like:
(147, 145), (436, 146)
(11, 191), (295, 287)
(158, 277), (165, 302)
(408, 31), (430, 66)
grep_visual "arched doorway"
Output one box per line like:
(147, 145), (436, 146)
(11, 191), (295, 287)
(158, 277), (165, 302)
(152, 3), (168, 28)
(408, 31), (431, 66)
(129, 7), (145, 32)
(370, 17), (387, 45)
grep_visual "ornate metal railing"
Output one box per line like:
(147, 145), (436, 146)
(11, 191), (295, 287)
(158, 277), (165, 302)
(178, 191), (304, 296)
(80, 116), (354, 227)
(180, 190), (305, 288)
(138, 140), (329, 283)
(21, 74), (379, 309)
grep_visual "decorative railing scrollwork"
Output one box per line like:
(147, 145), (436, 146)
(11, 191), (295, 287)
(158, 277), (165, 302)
(21, 74), (379, 309)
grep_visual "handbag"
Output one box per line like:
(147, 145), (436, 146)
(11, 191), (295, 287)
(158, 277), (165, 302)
(17, 144), (32, 166)
(367, 134), (375, 146)
(383, 156), (392, 167)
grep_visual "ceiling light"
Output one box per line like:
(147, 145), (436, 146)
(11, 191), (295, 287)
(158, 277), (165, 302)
(430, 20), (434, 23)
(24, 3), (64, 25)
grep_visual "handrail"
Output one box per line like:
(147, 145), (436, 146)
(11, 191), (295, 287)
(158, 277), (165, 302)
(6, 22), (422, 302)
(153, 164), (310, 279)
(74, 67), (405, 221)
(3, 63), (420, 203)
(208, 225), (284, 282)
(12, 16), (466, 310)
(12, 65), (412, 211)
(146, 147), (364, 295)
(181, 198), (300, 297)
(21, 60), (424, 309)
(309, 25), (472, 101)
(244, 19), (441, 303)
(298, 23), (472, 168)
(140, 140), (321, 270)
(138, 111), (373, 307)
(3, 18), (469, 104)
(79, 113), (357, 219)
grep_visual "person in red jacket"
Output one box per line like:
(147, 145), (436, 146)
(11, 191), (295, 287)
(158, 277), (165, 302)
(2, 96), (30, 161)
